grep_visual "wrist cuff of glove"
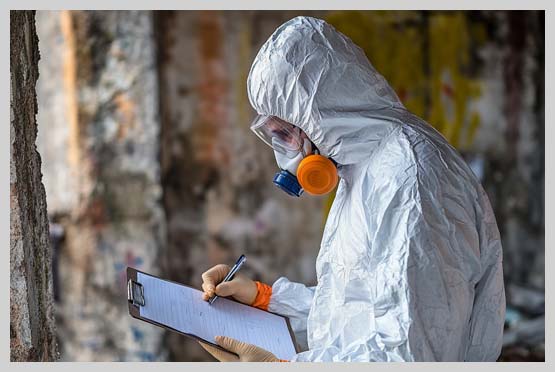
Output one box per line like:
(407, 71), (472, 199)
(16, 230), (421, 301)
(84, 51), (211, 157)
(251, 281), (272, 310)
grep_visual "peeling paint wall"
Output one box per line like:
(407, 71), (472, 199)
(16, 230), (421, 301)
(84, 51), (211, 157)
(36, 10), (165, 361)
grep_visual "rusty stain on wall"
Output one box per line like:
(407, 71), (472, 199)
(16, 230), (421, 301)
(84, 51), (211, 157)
(195, 11), (230, 167)
(114, 93), (137, 141)
(60, 11), (80, 170)
(58, 11), (97, 312)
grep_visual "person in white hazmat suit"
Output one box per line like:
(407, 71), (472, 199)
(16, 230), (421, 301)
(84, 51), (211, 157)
(198, 16), (505, 362)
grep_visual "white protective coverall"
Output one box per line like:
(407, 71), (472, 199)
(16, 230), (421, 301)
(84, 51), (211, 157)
(247, 16), (505, 362)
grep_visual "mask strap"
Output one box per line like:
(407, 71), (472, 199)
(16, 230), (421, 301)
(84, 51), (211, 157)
(302, 139), (315, 157)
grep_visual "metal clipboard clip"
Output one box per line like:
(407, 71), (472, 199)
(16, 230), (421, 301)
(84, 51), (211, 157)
(127, 279), (145, 307)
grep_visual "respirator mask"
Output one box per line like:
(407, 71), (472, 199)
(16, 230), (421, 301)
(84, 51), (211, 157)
(250, 115), (338, 197)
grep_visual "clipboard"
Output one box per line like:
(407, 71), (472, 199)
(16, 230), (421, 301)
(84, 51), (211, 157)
(127, 267), (300, 357)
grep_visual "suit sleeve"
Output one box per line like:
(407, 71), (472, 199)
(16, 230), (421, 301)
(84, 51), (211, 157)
(268, 277), (316, 352)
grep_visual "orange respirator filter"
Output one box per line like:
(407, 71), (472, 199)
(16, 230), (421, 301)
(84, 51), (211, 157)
(296, 154), (338, 195)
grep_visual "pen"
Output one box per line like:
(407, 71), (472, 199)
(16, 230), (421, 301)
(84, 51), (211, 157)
(208, 254), (247, 305)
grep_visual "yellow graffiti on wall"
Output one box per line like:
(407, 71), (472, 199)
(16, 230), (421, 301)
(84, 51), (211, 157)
(326, 10), (485, 150)
(427, 13), (483, 149)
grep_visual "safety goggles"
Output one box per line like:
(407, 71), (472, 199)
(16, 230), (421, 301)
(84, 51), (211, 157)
(250, 115), (304, 158)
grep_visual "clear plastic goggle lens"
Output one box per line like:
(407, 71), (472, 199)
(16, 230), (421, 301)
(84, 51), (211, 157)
(250, 115), (303, 158)
(272, 137), (302, 158)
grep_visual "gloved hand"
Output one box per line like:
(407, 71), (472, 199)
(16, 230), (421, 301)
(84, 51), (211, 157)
(199, 336), (284, 362)
(201, 264), (258, 305)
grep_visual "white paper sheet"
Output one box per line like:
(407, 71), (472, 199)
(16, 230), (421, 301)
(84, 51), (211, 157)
(137, 272), (297, 360)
